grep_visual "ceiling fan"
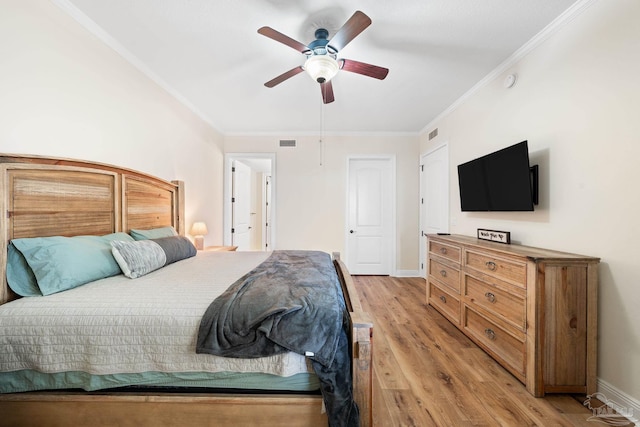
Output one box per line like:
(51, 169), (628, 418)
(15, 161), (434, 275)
(258, 10), (389, 104)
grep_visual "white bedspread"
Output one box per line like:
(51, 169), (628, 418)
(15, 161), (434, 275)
(0, 251), (312, 377)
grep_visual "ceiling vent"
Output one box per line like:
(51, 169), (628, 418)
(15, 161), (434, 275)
(279, 139), (296, 147)
(428, 128), (439, 141)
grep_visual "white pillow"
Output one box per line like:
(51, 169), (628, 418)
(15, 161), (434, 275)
(110, 240), (166, 279)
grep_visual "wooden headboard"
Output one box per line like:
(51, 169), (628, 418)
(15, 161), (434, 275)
(0, 154), (185, 303)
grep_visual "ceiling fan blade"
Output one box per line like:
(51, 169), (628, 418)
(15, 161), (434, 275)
(264, 66), (305, 88)
(321, 81), (335, 104)
(328, 11), (371, 52)
(340, 59), (389, 80)
(258, 27), (310, 53)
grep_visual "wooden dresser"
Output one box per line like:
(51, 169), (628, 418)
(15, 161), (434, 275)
(426, 234), (599, 397)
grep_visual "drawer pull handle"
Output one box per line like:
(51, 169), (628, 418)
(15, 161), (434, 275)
(484, 328), (496, 341)
(439, 295), (447, 304)
(440, 270), (447, 277)
(440, 247), (448, 255)
(485, 261), (497, 271)
(484, 292), (496, 303)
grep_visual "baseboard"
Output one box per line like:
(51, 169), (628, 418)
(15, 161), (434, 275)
(592, 378), (640, 424)
(393, 270), (421, 277)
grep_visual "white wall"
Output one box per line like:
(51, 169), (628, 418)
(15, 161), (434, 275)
(225, 134), (420, 272)
(0, 0), (225, 246)
(421, 0), (640, 402)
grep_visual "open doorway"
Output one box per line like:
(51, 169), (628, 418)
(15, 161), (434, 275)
(224, 153), (276, 251)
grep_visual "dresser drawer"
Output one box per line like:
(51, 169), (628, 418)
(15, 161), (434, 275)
(464, 275), (525, 331)
(429, 240), (461, 264)
(429, 281), (460, 325)
(429, 258), (460, 293)
(465, 250), (526, 287)
(464, 306), (525, 379)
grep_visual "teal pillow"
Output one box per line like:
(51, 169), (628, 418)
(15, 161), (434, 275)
(7, 243), (41, 296)
(130, 226), (177, 241)
(9, 233), (134, 296)
(102, 232), (135, 243)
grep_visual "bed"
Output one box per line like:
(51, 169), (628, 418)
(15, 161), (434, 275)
(0, 153), (373, 427)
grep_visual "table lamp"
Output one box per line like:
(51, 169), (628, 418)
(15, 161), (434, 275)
(190, 222), (208, 250)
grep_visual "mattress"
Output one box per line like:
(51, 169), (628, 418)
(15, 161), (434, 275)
(0, 251), (315, 393)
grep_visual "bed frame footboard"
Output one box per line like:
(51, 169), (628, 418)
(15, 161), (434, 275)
(334, 255), (374, 427)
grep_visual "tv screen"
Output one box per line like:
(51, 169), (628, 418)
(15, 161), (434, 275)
(457, 141), (535, 211)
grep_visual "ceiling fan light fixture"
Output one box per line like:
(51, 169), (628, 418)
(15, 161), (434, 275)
(304, 55), (339, 84)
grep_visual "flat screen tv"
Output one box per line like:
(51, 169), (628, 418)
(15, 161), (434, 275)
(457, 141), (538, 211)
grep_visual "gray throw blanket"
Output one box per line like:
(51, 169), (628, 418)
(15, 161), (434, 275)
(196, 250), (359, 427)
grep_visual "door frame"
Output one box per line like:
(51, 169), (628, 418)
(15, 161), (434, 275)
(224, 153), (276, 249)
(230, 160), (252, 250)
(419, 142), (449, 277)
(345, 155), (397, 275)
(262, 174), (272, 250)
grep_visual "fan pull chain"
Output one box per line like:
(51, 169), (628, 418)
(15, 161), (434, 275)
(319, 98), (325, 166)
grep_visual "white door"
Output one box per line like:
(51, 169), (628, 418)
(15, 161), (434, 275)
(232, 161), (252, 250)
(347, 157), (394, 275)
(420, 144), (449, 277)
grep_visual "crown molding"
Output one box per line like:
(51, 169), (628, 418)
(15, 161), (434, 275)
(52, 0), (223, 134)
(52, 0), (597, 138)
(224, 130), (419, 138)
(419, 0), (599, 136)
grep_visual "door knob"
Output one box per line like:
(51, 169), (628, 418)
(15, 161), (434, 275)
(350, 230), (355, 234)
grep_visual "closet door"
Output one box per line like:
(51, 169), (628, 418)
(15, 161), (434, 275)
(347, 157), (394, 275)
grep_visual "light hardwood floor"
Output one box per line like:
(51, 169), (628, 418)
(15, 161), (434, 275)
(352, 275), (634, 427)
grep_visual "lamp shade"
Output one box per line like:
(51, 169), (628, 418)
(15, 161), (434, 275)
(190, 222), (208, 236)
(304, 55), (339, 83)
